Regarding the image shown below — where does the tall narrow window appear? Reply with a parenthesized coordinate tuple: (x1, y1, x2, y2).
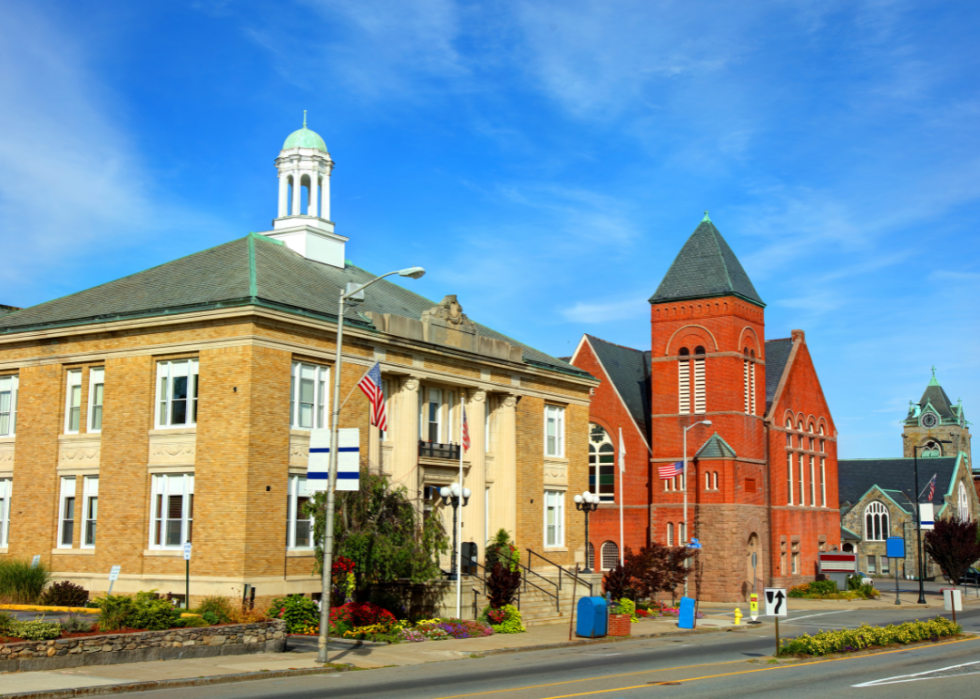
(545, 405, 565, 457)
(798, 454, 805, 506)
(420, 387, 443, 442)
(380, 379, 391, 441)
(667, 522, 674, 545)
(588, 425, 615, 501)
(743, 352, 750, 413)
(587, 542, 595, 569)
(88, 368, 104, 432)
(156, 360, 199, 428)
(601, 541, 619, 570)
(679, 521, 687, 545)
(287, 476, 313, 549)
(749, 351, 757, 414)
(0, 375, 16, 437)
(290, 362, 328, 430)
(82, 476, 98, 547)
(820, 458, 826, 506)
(864, 501, 889, 541)
(705, 472, 711, 490)
(446, 391, 457, 444)
(678, 348, 690, 414)
(713, 472, 719, 490)
(809, 456, 816, 507)
(693, 346, 706, 413)
(150, 473, 194, 548)
(544, 490, 564, 546)
(65, 370, 82, 434)
(787, 453, 794, 505)
(58, 477, 76, 548)
(0, 478, 10, 547)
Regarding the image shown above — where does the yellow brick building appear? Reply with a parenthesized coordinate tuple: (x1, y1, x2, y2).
(0, 122, 596, 605)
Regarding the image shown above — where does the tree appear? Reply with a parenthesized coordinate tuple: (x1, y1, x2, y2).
(924, 518, 980, 584)
(308, 468, 449, 591)
(623, 543, 696, 599)
(486, 562, 521, 609)
(602, 563, 634, 600)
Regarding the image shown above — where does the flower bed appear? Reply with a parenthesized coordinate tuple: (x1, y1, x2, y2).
(778, 617, 960, 657)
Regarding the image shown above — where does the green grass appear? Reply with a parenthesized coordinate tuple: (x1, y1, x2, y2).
(0, 559, 51, 604)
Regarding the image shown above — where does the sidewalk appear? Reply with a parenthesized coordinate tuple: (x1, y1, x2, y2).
(0, 614, 738, 697)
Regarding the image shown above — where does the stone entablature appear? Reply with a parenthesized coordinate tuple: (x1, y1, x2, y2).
(148, 429, 196, 468)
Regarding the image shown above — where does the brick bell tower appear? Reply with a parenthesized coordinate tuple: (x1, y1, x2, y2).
(648, 213, 769, 602)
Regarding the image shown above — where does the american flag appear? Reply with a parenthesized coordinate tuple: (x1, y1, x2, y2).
(927, 474, 937, 502)
(658, 462, 683, 480)
(356, 362, 387, 432)
(461, 405, 470, 452)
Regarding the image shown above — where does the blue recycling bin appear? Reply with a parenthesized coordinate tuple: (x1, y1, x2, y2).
(576, 596, 608, 638)
(678, 596, 696, 629)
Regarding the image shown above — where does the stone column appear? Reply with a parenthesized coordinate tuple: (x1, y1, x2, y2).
(492, 394, 518, 541)
(292, 170, 302, 216)
(322, 166, 332, 221)
(278, 173, 288, 218)
(310, 173, 320, 219)
(390, 377, 420, 495)
(465, 390, 488, 560)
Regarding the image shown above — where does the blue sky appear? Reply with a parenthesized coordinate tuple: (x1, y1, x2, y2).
(1, 1, 977, 459)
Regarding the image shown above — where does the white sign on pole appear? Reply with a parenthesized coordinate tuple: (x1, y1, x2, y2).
(764, 587, 788, 617)
(943, 588, 963, 612)
(919, 503, 935, 530)
(108, 565, 121, 582)
(30, 555, 40, 568)
(309, 428, 360, 492)
(183, 542, 192, 561)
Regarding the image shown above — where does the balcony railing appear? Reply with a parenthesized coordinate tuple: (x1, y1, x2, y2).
(419, 440, 461, 460)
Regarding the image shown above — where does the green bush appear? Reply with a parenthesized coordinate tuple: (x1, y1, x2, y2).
(195, 596, 235, 624)
(59, 614, 93, 634)
(0, 559, 51, 604)
(127, 591, 182, 631)
(268, 595, 320, 634)
(39, 581, 90, 607)
(93, 594, 135, 632)
(9, 618, 62, 641)
(0, 610, 14, 635)
(808, 580, 838, 595)
(779, 617, 960, 656)
(180, 615, 209, 628)
(612, 598, 638, 622)
(483, 604, 524, 634)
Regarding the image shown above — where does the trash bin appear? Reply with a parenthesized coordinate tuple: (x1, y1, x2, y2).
(576, 596, 608, 638)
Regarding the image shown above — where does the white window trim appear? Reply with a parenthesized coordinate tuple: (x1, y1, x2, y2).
(58, 477, 76, 549)
(544, 489, 565, 547)
(87, 367, 105, 434)
(419, 386, 448, 443)
(82, 476, 98, 549)
(678, 357, 690, 414)
(287, 475, 314, 550)
(0, 375, 17, 437)
(0, 477, 10, 548)
(600, 541, 619, 571)
(667, 522, 674, 546)
(544, 405, 565, 458)
(787, 453, 794, 505)
(693, 356, 706, 413)
(820, 457, 826, 507)
(149, 473, 194, 550)
(155, 360, 199, 429)
(64, 370, 83, 435)
(290, 362, 329, 430)
(864, 501, 889, 542)
(809, 456, 815, 508)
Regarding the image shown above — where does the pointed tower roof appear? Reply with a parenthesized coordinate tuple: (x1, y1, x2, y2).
(649, 214, 765, 307)
(908, 367, 958, 423)
(695, 432, 737, 459)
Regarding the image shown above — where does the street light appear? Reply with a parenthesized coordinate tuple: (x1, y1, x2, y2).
(317, 266, 425, 665)
(574, 491, 600, 573)
(902, 435, 952, 605)
(440, 483, 471, 582)
(682, 420, 711, 595)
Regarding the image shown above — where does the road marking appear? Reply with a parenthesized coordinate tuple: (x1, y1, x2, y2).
(853, 660, 980, 687)
(786, 610, 851, 622)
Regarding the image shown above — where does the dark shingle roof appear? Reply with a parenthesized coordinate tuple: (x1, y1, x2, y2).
(764, 338, 793, 411)
(584, 335, 650, 440)
(695, 432, 737, 459)
(0, 234, 587, 377)
(649, 218, 765, 307)
(838, 456, 960, 514)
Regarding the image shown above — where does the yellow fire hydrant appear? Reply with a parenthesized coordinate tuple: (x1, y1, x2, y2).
(734, 607, 742, 625)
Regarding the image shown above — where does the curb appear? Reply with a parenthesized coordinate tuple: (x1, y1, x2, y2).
(0, 666, 350, 699)
(0, 606, 93, 615)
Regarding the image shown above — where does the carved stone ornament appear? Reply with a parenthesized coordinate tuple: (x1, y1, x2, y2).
(422, 295, 476, 331)
(502, 395, 518, 408)
(472, 390, 487, 403)
(404, 377, 420, 392)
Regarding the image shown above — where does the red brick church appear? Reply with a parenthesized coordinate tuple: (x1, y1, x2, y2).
(570, 214, 839, 601)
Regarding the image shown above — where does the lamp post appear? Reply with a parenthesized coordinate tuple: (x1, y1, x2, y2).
(903, 435, 952, 605)
(440, 483, 471, 582)
(574, 491, 600, 573)
(682, 420, 711, 595)
(317, 266, 425, 665)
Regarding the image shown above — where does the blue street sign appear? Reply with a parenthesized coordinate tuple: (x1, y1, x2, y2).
(688, 538, 702, 550)
(886, 537, 905, 559)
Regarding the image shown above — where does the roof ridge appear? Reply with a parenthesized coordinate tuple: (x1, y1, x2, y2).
(586, 334, 646, 354)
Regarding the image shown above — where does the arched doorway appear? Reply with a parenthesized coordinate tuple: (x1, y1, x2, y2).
(745, 533, 760, 600)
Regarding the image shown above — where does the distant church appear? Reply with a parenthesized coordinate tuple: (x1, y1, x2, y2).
(571, 214, 839, 601)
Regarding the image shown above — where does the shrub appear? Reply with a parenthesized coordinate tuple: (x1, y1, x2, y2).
(196, 596, 235, 624)
(180, 615, 209, 628)
(93, 594, 136, 632)
(0, 559, 51, 604)
(485, 529, 520, 572)
(8, 618, 62, 641)
(269, 595, 320, 634)
(127, 591, 182, 631)
(39, 581, 89, 607)
(809, 579, 837, 595)
(59, 613, 93, 634)
(779, 618, 960, 656)
(487, 562, 521, 609)
(612, 598, 638, 622)
(602, 564, 632, 600)
(481, 604, 524, 634)
(0, 610, 14, 635)
(330, 602, 397, 631)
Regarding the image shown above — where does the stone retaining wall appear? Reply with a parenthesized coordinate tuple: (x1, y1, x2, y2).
(0, 620, 286, 673)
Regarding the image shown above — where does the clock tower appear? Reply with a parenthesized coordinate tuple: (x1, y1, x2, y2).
(902, 368, 971, 462)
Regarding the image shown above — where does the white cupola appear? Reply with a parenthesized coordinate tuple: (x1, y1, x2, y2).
(264, 111, 347, 268)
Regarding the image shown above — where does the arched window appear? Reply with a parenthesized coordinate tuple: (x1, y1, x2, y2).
(587, 542, 595, 570)
(864, 501, 889, 541)
(921, 441, 943, 457)
(588, 425, 615, 502)
(678, 348, 691, 414)
(667, 522, 674, 546)
(713, 472, 719, 490)
(958, 482, 970, 522)
(743, 349, 751, 414)
(693, 346, 706, 413)
(601, 541, 619, 570)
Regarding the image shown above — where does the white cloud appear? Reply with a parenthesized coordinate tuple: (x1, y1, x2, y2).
(562, 296, 646, 324)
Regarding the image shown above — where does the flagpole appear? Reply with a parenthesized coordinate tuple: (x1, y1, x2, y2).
(456, 393, 464, 619)
(618, 427, 625, 567)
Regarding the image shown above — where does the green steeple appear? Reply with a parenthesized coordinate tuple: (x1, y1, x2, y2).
(282, 111, 328, 153)
(649, 216, 765, 307)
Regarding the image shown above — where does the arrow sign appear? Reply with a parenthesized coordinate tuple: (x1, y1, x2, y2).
(764, 587, 787, 617)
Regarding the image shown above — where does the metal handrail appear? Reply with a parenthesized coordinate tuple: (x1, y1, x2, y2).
(526, 548, 595, 597)
(516, 561, 560, 612)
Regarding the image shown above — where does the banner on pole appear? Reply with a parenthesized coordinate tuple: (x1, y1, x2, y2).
(919, 503, 935, 530)
(308, 428, 360, 492)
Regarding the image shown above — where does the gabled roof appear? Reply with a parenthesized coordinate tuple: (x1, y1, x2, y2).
(764, 338, 793, 411)
(695, 432, 737, 459)
(841, 526, 861, 542)
(649, 216, 765, 307)
(0, 233, 587, 377)
(838, 455, 961, 515)
(905, 370, 961, 425)
(583, 335, 651, 440)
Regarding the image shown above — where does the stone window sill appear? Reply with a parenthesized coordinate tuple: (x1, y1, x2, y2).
(148, 427, 197, 436)
(52, 548, 95, 556)
(543, 546, 568, 553)
(287, 550, 316, 558)
(0, 547, 7, 555)
(143, 549, 184, 557)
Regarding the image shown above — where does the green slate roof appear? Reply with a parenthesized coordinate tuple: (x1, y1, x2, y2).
(584, 335, 651, 439)
(649, 218, 765, 307)
(695, 432, 737, 459)
(905, 369, 964, 425)
(282, 114, 328, 153)
(0, 233, 589, 378)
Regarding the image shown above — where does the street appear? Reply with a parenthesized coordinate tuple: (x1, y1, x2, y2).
(87, 606, 980, 699)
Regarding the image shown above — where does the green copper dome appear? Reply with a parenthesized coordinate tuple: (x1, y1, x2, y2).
(282, 111, 328, 153)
